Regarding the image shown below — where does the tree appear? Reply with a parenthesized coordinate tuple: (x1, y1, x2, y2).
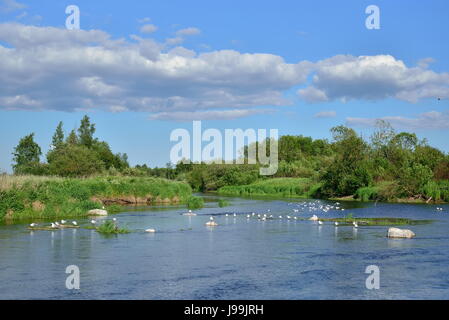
(78, 115, 96, 147)
(51, 121, 65, 149)
(48, 144, 104, 177)
(12, 133, 42, 174)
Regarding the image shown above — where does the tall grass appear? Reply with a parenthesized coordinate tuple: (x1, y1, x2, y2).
(218, 178, 320, 198)
(0, 175, 192, 221)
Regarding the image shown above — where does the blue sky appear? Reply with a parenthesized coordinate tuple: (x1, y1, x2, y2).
(0, 0, 448, 172)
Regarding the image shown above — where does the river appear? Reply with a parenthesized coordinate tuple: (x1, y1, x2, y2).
(0, 194, 448, 299)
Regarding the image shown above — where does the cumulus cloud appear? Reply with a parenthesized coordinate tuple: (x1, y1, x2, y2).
(298, 55, 449, 103)
(314, 110, 336, 118)
(140, 24, 157, 34)
(150, 108, 274, 121)
(0, 23, 310, 118)
(176, 27, 201, 36)
(347, 111, 449, 130)
(1, 22, 449, 121)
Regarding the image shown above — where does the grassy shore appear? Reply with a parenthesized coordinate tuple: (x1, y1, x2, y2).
(218, 178, 321, 198)
(0, 175, 193, 221)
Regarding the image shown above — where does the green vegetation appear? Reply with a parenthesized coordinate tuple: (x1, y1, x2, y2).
(186, 196, 204, 209)
(0, 175, 192, 221)
(218, 178, 321, 198)
(96, 220, 130, 234)
(218, 199, 230, 207)
(321, 217, 432, 226)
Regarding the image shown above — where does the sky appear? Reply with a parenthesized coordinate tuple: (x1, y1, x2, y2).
(0, 0, 448, 172)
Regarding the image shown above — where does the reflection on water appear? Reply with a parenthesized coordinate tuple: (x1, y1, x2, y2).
(0, 195, 448, 299)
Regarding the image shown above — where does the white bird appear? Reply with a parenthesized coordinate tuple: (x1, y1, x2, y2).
(61, 220, 66, 224)
(353, 221, 358, 228)
(72, 221, 78, 226)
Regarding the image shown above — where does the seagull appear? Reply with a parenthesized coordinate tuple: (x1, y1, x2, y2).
(72, 221, 77, 226)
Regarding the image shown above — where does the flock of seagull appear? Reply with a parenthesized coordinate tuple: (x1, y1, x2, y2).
(27, 200, 445, 232)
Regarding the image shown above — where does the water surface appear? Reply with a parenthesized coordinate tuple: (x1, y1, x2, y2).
(1, 195, 448, 299)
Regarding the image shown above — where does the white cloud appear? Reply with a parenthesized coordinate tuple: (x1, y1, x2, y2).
(150, 108, 273, 121)
(176, 27, 201, 36)
(298, 55, 449, 103)
(0, 23, 309, 119)
(140, 24, 157, 34)
(0, 0, 26, 13)
(314, 110, 336, 118)
(347, 111, 449, 130)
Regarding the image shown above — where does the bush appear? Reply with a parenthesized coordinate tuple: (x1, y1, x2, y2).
(186, 196, 204, 209)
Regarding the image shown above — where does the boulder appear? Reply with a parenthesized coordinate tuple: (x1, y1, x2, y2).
(387, 227, 415, 239)
(88, 209, 108, 216)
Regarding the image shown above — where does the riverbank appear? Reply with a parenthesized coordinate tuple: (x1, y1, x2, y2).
(217, 177, 449, 204)
(0, 175, 193, 221)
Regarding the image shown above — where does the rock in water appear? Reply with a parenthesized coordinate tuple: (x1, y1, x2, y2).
(88, 209, 108, 216)
(387, 227, 415, 239)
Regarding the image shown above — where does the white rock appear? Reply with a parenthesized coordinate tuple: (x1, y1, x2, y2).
(387, 227, 416, 239)
(88, 209, 108, 216)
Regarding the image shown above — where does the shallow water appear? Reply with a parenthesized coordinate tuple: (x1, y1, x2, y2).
(1, 195, 448, 300)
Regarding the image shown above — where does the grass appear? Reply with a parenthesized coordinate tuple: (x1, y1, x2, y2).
(218, 178, 320, 198)
(187, 195, 204, 209)
(96, 220, 130, 234)
(218, 199, 230, 207)
(0, 175, 192, 221)
(320, 216, 432, 226)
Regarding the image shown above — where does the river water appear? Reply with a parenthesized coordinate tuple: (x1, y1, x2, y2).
(1, 194, 448, 299)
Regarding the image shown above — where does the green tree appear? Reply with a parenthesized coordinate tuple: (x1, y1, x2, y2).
(48, 144, 104, 177)
(51, 121, 65, 148)
(78, 115, 96, 147)
(12, 133, 42, 174)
